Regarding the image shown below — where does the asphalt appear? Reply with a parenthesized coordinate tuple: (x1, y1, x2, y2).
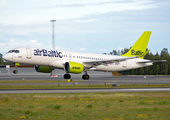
(0, 88, 170, 94)
(0, 75, 170, 85)
(0, 75, 170, 93)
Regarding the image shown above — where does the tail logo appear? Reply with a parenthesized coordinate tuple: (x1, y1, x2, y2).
(131, 49, 144, 56)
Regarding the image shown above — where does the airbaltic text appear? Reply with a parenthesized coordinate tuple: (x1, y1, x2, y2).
(131, 49, 144, 56)
(72, 67, 81, 69)
(34, 49, 63, 58)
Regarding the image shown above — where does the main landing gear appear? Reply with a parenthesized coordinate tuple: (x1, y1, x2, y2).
(64, 73, 71, 79)
(63, 71, 90, 80)
(82, 74, 90, 80)
(82, 71, 90, 80)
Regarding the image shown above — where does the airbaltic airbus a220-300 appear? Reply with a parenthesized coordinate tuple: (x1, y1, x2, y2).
(3, 31, 166, 80)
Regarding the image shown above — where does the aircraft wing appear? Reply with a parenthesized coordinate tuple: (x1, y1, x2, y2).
(136, 60, 167, 64)
(83, 57, 136, 67)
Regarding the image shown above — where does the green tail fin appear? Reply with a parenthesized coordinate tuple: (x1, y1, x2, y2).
(121, 31, 152, 59)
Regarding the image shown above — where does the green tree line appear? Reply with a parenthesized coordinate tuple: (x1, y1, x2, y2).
(105, 48, 169, 75)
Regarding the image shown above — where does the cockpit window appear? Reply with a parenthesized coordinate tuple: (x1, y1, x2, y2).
(8, 50, 20, 53)
(15, 50, 19, 53)
(8, 50, 12, 53)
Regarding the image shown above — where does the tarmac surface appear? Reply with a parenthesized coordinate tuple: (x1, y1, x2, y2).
(0, 75, 170, 93)
(1, 88, 170, 94)
(0, 75, 170, 85)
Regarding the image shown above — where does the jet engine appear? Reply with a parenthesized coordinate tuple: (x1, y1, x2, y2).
(35, 65, 53, 73)
(65, 62, 84, 74)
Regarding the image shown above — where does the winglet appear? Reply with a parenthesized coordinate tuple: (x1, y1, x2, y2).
(122, 31, 152, 59)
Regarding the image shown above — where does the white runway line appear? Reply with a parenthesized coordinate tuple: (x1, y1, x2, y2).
(1, 88, 170, 94)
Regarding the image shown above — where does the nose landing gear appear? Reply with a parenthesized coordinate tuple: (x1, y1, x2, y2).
(13, 70, 18, 74)
(13, 63, 19, 74)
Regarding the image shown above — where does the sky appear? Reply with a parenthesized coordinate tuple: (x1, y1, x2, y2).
(0, 0, 170, 55)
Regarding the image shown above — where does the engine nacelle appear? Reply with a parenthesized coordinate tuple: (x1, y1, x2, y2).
(35, 65, 53, 73)
(65, 62, 84, 74)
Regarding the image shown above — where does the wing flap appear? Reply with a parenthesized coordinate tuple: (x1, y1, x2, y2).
(137, 60, 167, 63)
(83, 57, 136, 67)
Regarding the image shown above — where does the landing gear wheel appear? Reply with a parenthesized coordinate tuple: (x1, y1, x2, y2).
(64, 74, 71, 79)
(82, 74, 90, 80)
(13, 70, 18, 74)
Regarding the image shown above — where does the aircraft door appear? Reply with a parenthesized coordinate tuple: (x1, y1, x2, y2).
(26, 48, 32, 59)
(122, 60, 127, 68)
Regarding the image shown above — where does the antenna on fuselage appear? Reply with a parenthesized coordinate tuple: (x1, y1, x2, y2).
(50, 19, 56, 50)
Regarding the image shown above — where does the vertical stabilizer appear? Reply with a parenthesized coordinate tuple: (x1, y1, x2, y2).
(122, 31, 152, 59)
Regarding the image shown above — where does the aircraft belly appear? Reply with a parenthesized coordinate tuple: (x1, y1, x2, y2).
(94, 60, 152, 72)
(48, 60, 64, 68)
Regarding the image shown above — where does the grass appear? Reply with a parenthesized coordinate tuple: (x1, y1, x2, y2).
(0, 80, 170, 119)
(0, 92, 170, 119)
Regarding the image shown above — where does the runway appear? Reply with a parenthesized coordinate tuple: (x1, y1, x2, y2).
(1, 88, 170, 94)
(1, 75, 170, 85)
(0, 75, 170, 94)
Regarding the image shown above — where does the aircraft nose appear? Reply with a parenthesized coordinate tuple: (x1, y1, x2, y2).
(2, 54, 8, 61)
(3, 54, 12, 62)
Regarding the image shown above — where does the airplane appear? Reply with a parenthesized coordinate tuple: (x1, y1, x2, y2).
(3, 31, 166, 80)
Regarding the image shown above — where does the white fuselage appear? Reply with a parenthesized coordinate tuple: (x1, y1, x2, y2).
(3, 47, 153, 72)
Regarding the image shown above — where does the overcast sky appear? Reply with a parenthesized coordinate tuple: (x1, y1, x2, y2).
(0, 0, 170, 55)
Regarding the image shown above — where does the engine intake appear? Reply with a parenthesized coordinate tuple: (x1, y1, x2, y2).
(65, 62, 83, 74)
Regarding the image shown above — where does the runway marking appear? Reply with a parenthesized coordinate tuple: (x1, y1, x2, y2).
(0, 88, 170, 94)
